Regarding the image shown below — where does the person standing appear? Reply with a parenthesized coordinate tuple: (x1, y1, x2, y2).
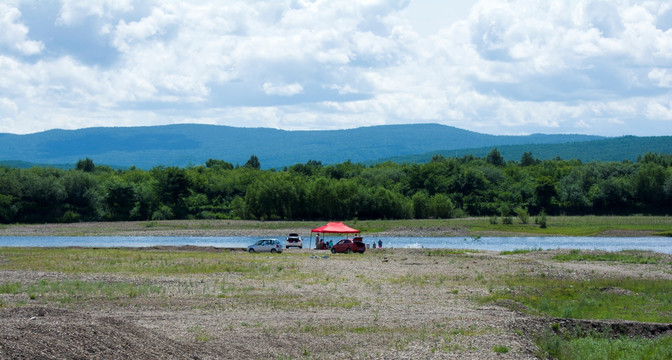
(315, 234, 320, 249)
(378, 239, 383, 248)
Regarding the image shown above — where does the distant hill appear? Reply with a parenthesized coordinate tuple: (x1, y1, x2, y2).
(0, 123, 609, 169)
(0, 160, 73, 169)
(383, 136, 672, 164)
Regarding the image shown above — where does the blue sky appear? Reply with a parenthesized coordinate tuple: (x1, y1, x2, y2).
(1, 0, 671, 136)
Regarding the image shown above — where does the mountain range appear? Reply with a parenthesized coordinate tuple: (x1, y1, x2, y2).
(0, 123, 669, 169)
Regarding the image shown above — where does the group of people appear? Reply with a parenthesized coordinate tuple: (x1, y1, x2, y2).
(315, 235, 333, 250)
(314, 234, 382, 250)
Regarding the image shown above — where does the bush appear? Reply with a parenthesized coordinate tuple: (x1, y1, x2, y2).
(516, 208, 530, 224)
(489, 216, 498, 224)
(452, 208, 468, 218)
(429, 193, 454, 219)
(502, 216, 513, 225)
(151, 205, 174, 220)
(59, 210, 80, 223)
(537, 209, 548, 228)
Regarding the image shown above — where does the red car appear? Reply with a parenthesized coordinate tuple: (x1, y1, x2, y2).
(331, 237, 366, 254)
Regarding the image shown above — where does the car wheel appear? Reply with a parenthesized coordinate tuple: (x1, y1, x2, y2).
(331, 248, 336, 254)
(248, 248, 255, 253)
(299, 246, 302, 249)
(271, 248, 277, 253)
(346, 248, 351, 254)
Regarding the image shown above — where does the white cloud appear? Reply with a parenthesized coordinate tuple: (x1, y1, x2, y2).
(0, 97, 18, 115)
(0, 4, 44, 55)
(0, 0, 671, 136)
(112, 7, 177, 52)
(262, 82, 304, 96)
(649, 68, 672, 87)
(57, 0, 133, 25)
(646, 100, 672, 121)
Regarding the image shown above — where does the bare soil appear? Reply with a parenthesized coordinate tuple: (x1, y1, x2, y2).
(1, 223, 671, 359)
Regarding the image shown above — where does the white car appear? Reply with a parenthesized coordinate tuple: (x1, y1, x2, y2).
(285, 233, 303, 249)
(247, 239, 283, 253)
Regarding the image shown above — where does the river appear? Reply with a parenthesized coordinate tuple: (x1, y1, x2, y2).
(1, 236, 671, 253)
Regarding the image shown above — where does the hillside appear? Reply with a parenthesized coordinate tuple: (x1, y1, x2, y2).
(384, 136, 672, 164)
(0, 123, 604, 169)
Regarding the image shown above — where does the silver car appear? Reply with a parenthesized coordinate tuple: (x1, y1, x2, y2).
(247, 239, 284, 253)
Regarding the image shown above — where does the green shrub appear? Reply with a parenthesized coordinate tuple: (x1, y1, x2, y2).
(536, 209, 548, 228)
(152, 205, 174, 220)
(59, 210, 81, 223)
(515, 208, 530, 224)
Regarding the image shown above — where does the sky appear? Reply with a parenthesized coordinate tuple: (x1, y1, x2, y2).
(1, 0, 671, 136)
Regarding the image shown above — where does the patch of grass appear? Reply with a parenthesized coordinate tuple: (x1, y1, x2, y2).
(466, 215, 672, 236)
(188, 325, 212, 342)
(425, 249, 480, 256)
(500, 248, 543, 255)
(228, 292, 361, 310)
(480, 275, 672, 323)
(492, 345, 509, 354)
(536, 330, 672, 360)
(0, 248, 308, 278)
(0, 279, 163, 303)
(0, 281, 22, 294)
(291, 321, 492, 353)
(553, 249, 662, 264)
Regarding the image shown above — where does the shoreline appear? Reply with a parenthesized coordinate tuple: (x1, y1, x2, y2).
(0, 218, 665, 238)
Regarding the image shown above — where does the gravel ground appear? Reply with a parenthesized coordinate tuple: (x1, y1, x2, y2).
(0, 222, 669, 359)
(1, 249, 543, 359)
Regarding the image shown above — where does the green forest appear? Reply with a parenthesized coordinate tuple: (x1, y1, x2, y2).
(1, 150, 671, 224)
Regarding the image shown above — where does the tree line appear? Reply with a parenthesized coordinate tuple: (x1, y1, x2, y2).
(0, 149, 671, 224)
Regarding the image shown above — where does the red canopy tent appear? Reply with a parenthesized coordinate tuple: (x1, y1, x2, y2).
(311, 222, 359, 234)
(311, 222, 360, 249)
